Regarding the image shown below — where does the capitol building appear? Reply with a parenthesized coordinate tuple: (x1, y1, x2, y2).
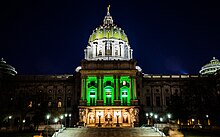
(1, 6, 220, 128)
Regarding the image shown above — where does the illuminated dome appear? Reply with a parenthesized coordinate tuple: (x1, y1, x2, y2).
(84, 6, 133, 61)
(0, 58, 17, 76)
(199, 57, 220, 75)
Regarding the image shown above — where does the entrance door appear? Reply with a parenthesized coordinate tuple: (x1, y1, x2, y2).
(105, 113, 113, 126)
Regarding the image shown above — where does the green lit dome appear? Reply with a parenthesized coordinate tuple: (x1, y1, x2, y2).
(88, 24, 128, 43)
(88, 5, 128, 43)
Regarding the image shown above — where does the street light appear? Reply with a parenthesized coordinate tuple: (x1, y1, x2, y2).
(46, 114, 50, 137)
(146, 113, 150, 125)
(167, 113, 171, 123)
(192, 118, 195, 125)
(64, 114, 68, 127)
(98, 111, 102, 127)
(22, 119, 26, 130)
(150, 112, 154, 126)
(205, 115, 210, 126)
(68, 114, 72, 127)
(54, 118, 58, 132)
(60, 115, 64, 129)
(154, 114, 158, 131)
(116, 111, 120, 127)
(46, 114, 50, 125)
(8, 115, 12, 129)
(54, 118, 58, 137)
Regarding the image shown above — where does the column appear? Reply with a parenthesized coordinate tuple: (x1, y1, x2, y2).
(81, 77, 85, 100)
(115, 76, 119, 100)
(114, 75, 116, 100)
(118, 76, 120, 100)
(85, 77, 87, 103)
(133, 77, 137, 99)
(128, 47, 130, 59)
(80, 78, 84, 100)
(98, 76, 101, 100)
(130, 76, 133, 100)
(101, 76, 104, 100)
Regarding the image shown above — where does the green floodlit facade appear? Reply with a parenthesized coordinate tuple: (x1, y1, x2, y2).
(81, 76, 133, 106)
(78, 6, 139, 127)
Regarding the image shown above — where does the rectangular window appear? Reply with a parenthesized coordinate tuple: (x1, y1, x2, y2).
(91, 81, 95, 86)
(67, 97, 71, 107)
(57, 97, 62, 108)
(156, 96, 160, 107)
(48, 97, 52, 107)
(106, 81, 111, 86)
(166, 97, 170, 106)
(146, 96, 151, 107)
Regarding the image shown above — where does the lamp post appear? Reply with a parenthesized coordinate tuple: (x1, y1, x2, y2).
(98, 111, 102, 127)
(206, 115, 210, 126)
(46, 114, 50, 126)
(150, 112, 154, 126)
(69, 114, 71, 127)
(54, 118, 58, 137)
(65, 113, 68, 127)
(154, 114, 158, 131)
(116, 111, 120, 127)
(8, 115, 12, 130)
(167, 113, 171, 123)
(146, 113, 149, 125)
(60, 115, 64, 129)
(46, 114, 50, 137)
(22, 119, 25, 130)
(192, 118, 195, 125)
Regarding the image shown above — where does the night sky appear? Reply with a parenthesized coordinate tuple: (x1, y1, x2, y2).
(0, 0, 220, 75)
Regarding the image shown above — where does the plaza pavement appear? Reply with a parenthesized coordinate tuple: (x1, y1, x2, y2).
(57, 127, 163, 137)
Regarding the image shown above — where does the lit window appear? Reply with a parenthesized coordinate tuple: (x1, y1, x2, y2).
(122, 81, 126, 86)
(58, 101, 62, 108)
(106, 92, 112, 97)
(48, 102, 52, 107)
(28, 101, 32, 108)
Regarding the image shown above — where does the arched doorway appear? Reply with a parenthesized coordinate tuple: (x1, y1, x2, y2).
(88, 113, 95, 125)
(122, 112, 130, 127)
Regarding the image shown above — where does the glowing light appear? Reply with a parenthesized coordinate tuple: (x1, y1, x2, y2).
(146, 113, 149, 117)
(46, 114, 50, 120)
(159, 117, 163, 122)
(154, 114, 158, 119)
(167, 113, 171, 119)
(54, 118, 58, 123)
(8, 116, 12, 119)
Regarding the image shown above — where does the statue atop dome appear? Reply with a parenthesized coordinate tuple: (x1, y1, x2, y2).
(103, 5, 113, 25)
(107, 5, 110, 15)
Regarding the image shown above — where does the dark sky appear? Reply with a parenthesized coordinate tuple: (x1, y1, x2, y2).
(0, 0, 220, 75)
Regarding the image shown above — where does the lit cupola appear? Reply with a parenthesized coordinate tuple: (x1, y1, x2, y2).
(199, 57, 220, 75)
(0, 58, 17, 77)
(84, 5, 133, 60)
